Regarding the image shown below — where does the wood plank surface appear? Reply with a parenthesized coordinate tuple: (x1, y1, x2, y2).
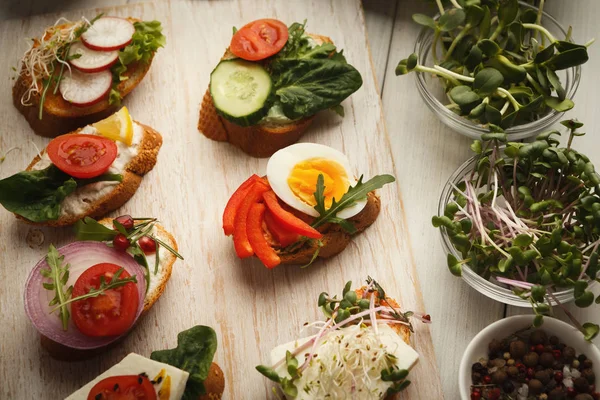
(380, 0, 507, 397)
(0, 1, 442, 399)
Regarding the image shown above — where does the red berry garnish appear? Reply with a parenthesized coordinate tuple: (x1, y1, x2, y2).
(535, 344, 545, 353)
(567, 387, 576, 397)
(554, 371, 563, 382)
(553, 349, 562, 359)
(483, 375, 492, 384)
(113, 233, 130, 251)
(114, 215, 134, 230)
(472, 388, 481, 394)
(530, 345, 536, 352)
(138, 236, 156, 254)
(488, 388, 501, 400)
(470, 392, 481, 400)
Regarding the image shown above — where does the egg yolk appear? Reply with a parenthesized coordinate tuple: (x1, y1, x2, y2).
(288, 158, 349, 208)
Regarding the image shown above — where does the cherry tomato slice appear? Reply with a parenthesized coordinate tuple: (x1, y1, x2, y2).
(47, 134, 117, 179)
(87, 375, 157, 400)
(71, 263, 139, 337)
(230, 19, 289, 61)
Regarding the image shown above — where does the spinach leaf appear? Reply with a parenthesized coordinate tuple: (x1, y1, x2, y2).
(150, 325, 218, 399)
(0, 165, 77, 222)
(0, 165, 122, 223)
(272, 58, 362, 120)
(267, 21, 363, 120)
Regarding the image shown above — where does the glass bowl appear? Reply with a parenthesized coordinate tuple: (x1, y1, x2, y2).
(414, 2, 582, 140)
(438, 156, 576, 307)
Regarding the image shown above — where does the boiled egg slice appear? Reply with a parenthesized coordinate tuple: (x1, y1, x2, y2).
(266, 143, 367, 219)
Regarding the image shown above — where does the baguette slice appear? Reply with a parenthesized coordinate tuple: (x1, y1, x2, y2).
(13, 18, 154, 138)
(17, 121, 162, 227)
(277, 191, 381, 265)
(198, 34, 331, 158)
(41, 219, 178, 361)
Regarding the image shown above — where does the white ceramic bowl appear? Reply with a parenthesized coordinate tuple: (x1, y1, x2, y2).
(459, 315, 600, 400)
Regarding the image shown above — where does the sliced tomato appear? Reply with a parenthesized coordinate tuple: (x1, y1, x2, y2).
(47, 134, 117, 179)
(230, 19, 289, 61)
(264, 209, 300, 247)
(233, 180, 270, 258)
(87, 375, 157, 400)
(71, 263, 139, 337)
(263, 191, 323, 239)
(223, 175, 263, 236)
(248, 203, 281, 268)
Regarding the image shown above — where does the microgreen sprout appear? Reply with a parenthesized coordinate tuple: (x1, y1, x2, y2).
(435, 120, 600, 340)
(256, 278, 430, 397)
(398, 0, 593, 129)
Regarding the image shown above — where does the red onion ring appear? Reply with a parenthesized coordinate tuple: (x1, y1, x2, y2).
(24, 241, 146, 350)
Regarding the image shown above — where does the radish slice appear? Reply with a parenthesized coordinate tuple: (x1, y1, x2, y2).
(59, 69, 112, 107)
(24, 242, 146, 350)
(81, 17, 135, 51)
(68, 41, 119, 73)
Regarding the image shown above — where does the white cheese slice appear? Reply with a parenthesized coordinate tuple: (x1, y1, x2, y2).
(65, 353, 189, 400)
(269, 324, 419, 399)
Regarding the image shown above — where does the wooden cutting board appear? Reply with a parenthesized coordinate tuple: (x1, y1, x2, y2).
(0, 1, 443, 398)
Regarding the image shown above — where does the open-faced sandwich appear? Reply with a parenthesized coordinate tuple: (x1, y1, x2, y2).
(257, 277, 431, 399)
(24, 215, 182, 358)
(222, 143, 394, 268)
(199, 19, 363, 157)
(0, 107, 161, 226)
(65, 325, 225, 400)
(13, 14, 165, 137)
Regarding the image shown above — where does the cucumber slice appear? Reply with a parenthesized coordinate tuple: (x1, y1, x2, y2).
(210, 59, 273, 127)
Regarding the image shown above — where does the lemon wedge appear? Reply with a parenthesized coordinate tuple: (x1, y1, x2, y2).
(92, 106, 134, 145)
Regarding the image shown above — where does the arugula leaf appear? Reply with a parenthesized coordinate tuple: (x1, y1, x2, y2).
(41, 245, 71, 330)
(151, 326, 218, 399)
(0, 165, 77, 222)
(311, 174, 396, 232)
(74, 217, 118, 241)
(0, 166, 122, 222)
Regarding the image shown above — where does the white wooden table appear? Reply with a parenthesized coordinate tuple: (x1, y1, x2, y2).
(1, 0, 599, 398)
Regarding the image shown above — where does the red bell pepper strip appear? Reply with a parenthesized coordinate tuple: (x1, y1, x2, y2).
(264, 209, 300, 248)
(233, 180, 270, 258)
(262, 190, 323, 239)
(223, 175, 262, 235)
(247, 203, 281, 268)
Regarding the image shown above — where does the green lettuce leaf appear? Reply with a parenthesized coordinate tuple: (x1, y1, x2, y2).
(150, 326, 218, 399)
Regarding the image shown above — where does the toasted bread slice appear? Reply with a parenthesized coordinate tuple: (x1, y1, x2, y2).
(13, 18, 154, 137)
(17, 121, 162, 227)
(277, 191, 381, 265)
(41, 219, 178, 360)
(198, 34, 331, 158)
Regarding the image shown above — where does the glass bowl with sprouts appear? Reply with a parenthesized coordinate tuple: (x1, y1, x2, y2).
(397, 1, 590, 140)
(435, 121, 600, 339)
